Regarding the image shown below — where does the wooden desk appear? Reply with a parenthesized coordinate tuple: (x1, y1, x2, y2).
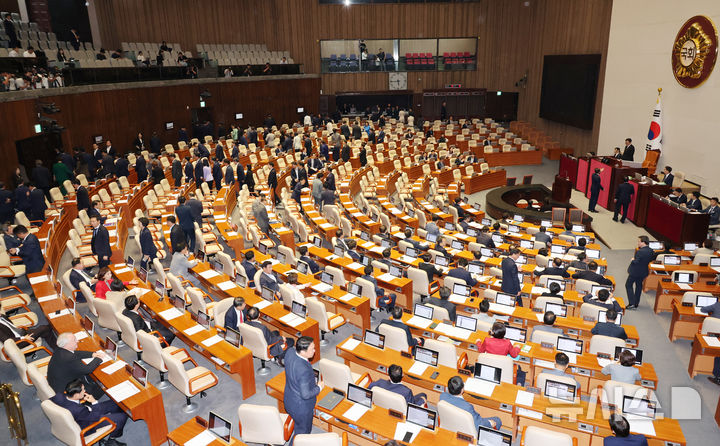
(167, 417, 246, 446)
(462, 169, 507, 194)
(646, 196, 709, 244)
(645, 263, 718, 293)
(687, 333, 720, 378)
(630, 181, 671, 227)
(668, 301, 708, 342)
(29, 272, 169, 446)
(654, 281, 720, 314)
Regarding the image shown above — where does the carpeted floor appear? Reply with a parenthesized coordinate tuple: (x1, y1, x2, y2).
(1, 158, 719, 445)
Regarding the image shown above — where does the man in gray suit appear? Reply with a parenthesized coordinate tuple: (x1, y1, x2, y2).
(252, 194, 271, 234)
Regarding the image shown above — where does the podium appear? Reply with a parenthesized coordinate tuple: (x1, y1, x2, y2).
(552, 175, 572, 203)
(646, 195, 709, 243)
(630, 180, 672, 226)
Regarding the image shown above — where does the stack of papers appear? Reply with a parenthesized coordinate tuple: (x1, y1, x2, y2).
(534, 359, 555, 369)
(29, 275, 49, 285)
(346, 262, 364, 270)
(407, 362, 429, 376)
(114, 267, 131, 274)
(676, 283, 692, 290)
(253, 300, 272, 310)
(628, 418, 656, 437)
(488, 303, 515, 315)
(199, 270, 220, 279)
(597, 358, 613, 368)
(515, 390, 535, 407)
(399, 255, 416, 263)
(184, 430, 216, 446)
(217, 281, 237, 291)
(393, 422, 421, 443)
(703, 336, 720, 347)
(337, 293, 355, 303)
(37, 295, 58, 303)
(183, 325, 205, 336)
(159, 308, 183, 320)
(340, 338, 361, 351)
(377, 273, 397, 282)
(279, 313, 305, 327)
(464, 377, 497, 397)
(406, 316, 433, 329)
(201, 335, 223, 347)
(311, 283, 333, 293)
(531, 286, 549, 294)
(74, 331, 89, 341)
(101, 361, 127, 375)
(448, 294, 467, 304)
(319, 222, 334, 229)
(106, 381, 140, 402)
(343, 403, 370, 422)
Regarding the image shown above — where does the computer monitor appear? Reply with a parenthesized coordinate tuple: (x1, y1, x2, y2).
(451, 240, 464, 250)
(154, 279, 166, 297)
(585, 248, 600, 259)
(172, 294, 185, 311)
(414, 303, 434, 320)
(697, 295, 718, 308)
(132, 361, 148, 387)
(508, 224, 520, 233)
(291, 301, 307, 318)
(389, 264, 403, 278)
(551, 245, 566, 255)
(648, 241, 663, 250)
(491, 234, 503, 244)
(347, 383, 373, 408)
(621, 396, 656, 419)
(710, 257, 720, 267)
(381, 239, 392, 249)
(359, 231, 370, 242)
(513, 214, 524, 222)
(480, 247, 494, 258)
(445, 222, 455, 231)
(81, 314, 94, 336)
(407, 208, 415, 218)
(104, 337, 117, 361)
(363, 329, 385, 349)
(277, 251, 287, 264)
(477, 425, 512, 446)
(473, 203, 481, 211)
(520, 240, 533, 249)
(333, 246, 345, 257)
(296, 261, 308, 275)
(126, 256, 135, 268)
(468, 262, 483, 275)
(474, 363, 502, 383)
(225, 327, 241, 348)
(453, 283, 471, 297)
(257, 243, 267, 255)
(312, 235, 322, 248)
(572, 224, 584, 232)
(591, 285, 611, 296)
(405, 247, 417, 258)
(544, 379, 576, 403)
(575, 235, 590, 245)
(663, 255, 681, 265)
(137, 267, 148, 283)
(495, 292, 516, 307)
(673, 271, 694, 284)
(406, 404, 437, 431)
(540, 220, 552, 228)
(546, 278, 566, 291)
(320, 271, 334, 285)
(414, 347, 439, 367)
(556, 336, 583, 354)
(435, 255, 449, 267)
(208, 411, 232, 444)
(467, 228, 478, 237)
(504, 326, 527, 343)
(614, 346, 643, 365)
(545, 302, 567, 317)
(684, 242, 699, 251)
(212, 259, 223, 272)
(198, 310, 211, 329)
(598, 310, 622, 325)
(515, 255, 527, 265)
(481, 218, 492, 226)
(347, 282, 362, 297)
(261, 286, 275, 301)
(456, 314, 477, 331)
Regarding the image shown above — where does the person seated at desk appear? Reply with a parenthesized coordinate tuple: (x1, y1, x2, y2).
(448, 258, 478, 287)
(568, 237, 587, 252)
(427, 286, 457, 321)
(685, 191, 703, 211)
(69, 257, 97, 301)
(259, 260, 284, 296)
(583, 288, 622, 313)
(362, 265, 396, 310)
(377, 248, 394, 268)
(344, 239, 361, 261)
(491, 222, 504, 240)
(246, 306, 294, 366)
(533, 311, 563, 335)
(535, 257, 570, 278)
(476, 225, 496, 248)
(402, 228, 426, 251)
(433, 239, 450, 258)
(50, 379, 128, 446)
(94, 267, 137, 300)
(591, 309, 627, 340)
(286, 272, 308, 304)
(473, 299, 497, 325)
(601, 349, 640, 384)
(123, 295, 175, 345)
(604, 413, 649, 445)
(0, 308, 57, 350)
(534, 226, 552, 246)
(451, 197, 466, 219)
(572, 261, 613, 286)
(439, 376, 501, 429)
(560, 222, 574, 237)
(667, 187, 687, 204)
(476, 322, 520, 357)
(224, 297, 247, 331)
(543, 352, 581, 391)
(692, 239, 716, 257)
(654, 240, 674, 255)
(540, 282, 564, 299)
(376, 225, 393, 245)
(9, 224, 44, 274)
(297, 245, 320, 274)
(47, 332, 106, 399)
(417, 253, 443, 282)
(368, 364, 427, 406)
(703, 196, 720, 226)
(425, 215, 441, 236)
(377, 306, 422, 349)
(169, 242, 200, 287)
(459, 215, 473, 233)
(335, 229, 350, 251)
(241, 250, 259, 286)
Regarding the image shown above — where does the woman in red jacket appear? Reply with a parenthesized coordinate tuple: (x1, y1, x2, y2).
(94, 267, 137, 299)
(476, 322, 521, 358)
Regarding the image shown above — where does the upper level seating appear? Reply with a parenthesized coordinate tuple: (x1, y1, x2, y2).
(197, 43, 293, 66)
(120, 42, 191, 66)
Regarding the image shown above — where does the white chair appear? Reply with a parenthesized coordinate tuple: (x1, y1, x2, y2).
(3, 338, 51, 386)
(41, 400, 117, 446)
(137, 331, 190, 390)
(27, 363, 55, 400)
(536, 371, 580, 399)
(533, 295, 564, 313)
(437, 399, 477, 438)
(94, 299, 123, 342)
(378, 323, 410, 352)
(294, 432, 347, 446)
(215, 251, 235, 277)
(476, 352, 514, 384)
(521, 425, 576, 446)
(306, 298, 346, 346)
(324, 265, 347, 287)
(407, 266, 439, 305)
(701, 317, 720, 334)
(423, 338, 468, 369)
(600, 380, 657, 408)
(530, 328, 562, 346)
(589, 334, 625, 356)
(162, 348, 218, 413)
(238, 322, 278, 375)
(211, 298, 235, 331)
(574, 279, 595, 295)
(116, 312, 143, 361)
(579, 302, 607, 322)
(237, 404, 293, 445)
(371, 384, 408, 414)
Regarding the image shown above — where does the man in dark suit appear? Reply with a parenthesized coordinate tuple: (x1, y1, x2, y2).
(603, 414, 648, 446)
(324, 168, 336, 191)
(0, 309, 57, 350)
(3, 14, 19, 48)
(590, 310, 627, 340)
(340, 121, 350, 139)
(451, 198, 466, 219)
(9, 225, 44, 274)
(667, 187, 687, 204)
(284, 336, 322, 440)
(123, 295, 174, 344)
(31, 159, 52, 197)
(175, 196, 196, 252)
(0, 182, 13, 224)
(267, 162, 279, 205)
(170, 154, 182, 187)
(223, 160, 234, 186)
(427, 286, 457, 321)
(621, 138, 635, 161)
(135, 152, 147, 183)
(307, 154, 323, 176)
(501, 248, 523, 305)
(223, 297, 247, 331)
(613, 177, 634, 223)
(73, 180, 90, 213)
(47, 332, 105, 398)
(476, 226, 496, 248)
(29, 183, 47, 222)
(297, 245, 320, 274)
(69, 257, 96, 300)
(685, 191, 703, 211)
(341, 143, 351, 163)
(115, 155, 130, 178)
(534, 257, 570, 278)
(240, 251, 259, 286)
(183, 156, 194, 184)
(571, 260, 613, 286)
(368, 364, 427, 406)
(703, 197, 720, 226)
(588, 167, 603, 213)
(90, 215, 112, 268)
(186, 192, 204, 226)
(448, 258, 478, 287)
(418, 253, 443, 282)
(259, 260, 283, 294)
(105, 140, 116, 158)
(14, 182, 31, 216)
(246, 306, 293, 365)
(625, 236, 655, 309)
(166, 216, 185, 254)
(138, 217, 157, 268)
(377, 306, 422, 349)
(582, 289, 622, 313)
(50, 379, 128, 446)
(212, 158, 222, 190)
(661, 166, 674, 186)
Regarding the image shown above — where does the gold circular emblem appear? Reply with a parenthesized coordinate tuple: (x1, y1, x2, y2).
(671, 15, 718, 88)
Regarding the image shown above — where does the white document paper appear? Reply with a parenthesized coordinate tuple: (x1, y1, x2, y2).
(101, 360, 127, 375)
(694, 307, 708, 315)
(29, 275, 49, 285)
(488, 303, 515, 315)
(199, 269, 220, 279)
(225, 231, 238, 237)
(369, 246, 385, 254)
(48, 309, 72, 319)
(37, 294, 58, 303)
(628, 419, 656, 437)
(217, 281, 236, 291)
(201, 335, 223, 347)
(346, 262, 364, 270)
(184, 429, 216, 446)
(337, 293, 354, 303)
(464, 377, 497, 397)
(597, 358, 613, 368)
(311, 283, 333, 293)
(253, 300, 272, 310)
(531, 286, 549, 294)
(393, 422, 421, 443)
(516, 407, 543, 420)
(536, 314, 544, 322)
(377, 273, 397, 282)
(703, 335, 720, 347)
(279, 313, 303, 327)
(159, 308, 183, 320)
(74, 331, 88, 341)
(406, 316, 433, 329)
(448, 294, 467, 304)
(319, 223, 334, 229)
(343, 403, 370, 422)
(515, 390, 535, 407)
(341, 338, 361, 351)
(183, 325, 204, 336)
(106, 381, 140, 402)
(407, 361, 429, 376)
(534, 359, 555, 369)
(676, 283, 692, 290)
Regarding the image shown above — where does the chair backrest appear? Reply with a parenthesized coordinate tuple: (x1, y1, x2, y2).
(693, 254, 713, 265)
(212, 298, 235, 331)
(238, 323, 271, 360)
(95, 299, 121, 332)
(476, 352, 514, 384)
(27, 363, 55, 400)
(162, 350, 191, 395)
(589, 334, 625, 356)
(325, 265, 347, 287)
(437, 399, 476, 438)
(4, 339, 31, 385)
(166, 273, 187, 302)
(377, 323, 410, 352)
(277, 245, 297, 266)
(187, 287, 207, 315)
(41, 400, 86, 446)
(116, 312, 141, 352)
(306, 298, 330, 332)
(600, 380, 656, 407)
(237, 404, 286, 445)
(426, 303, 450, 322)
(701, 317, 720, 334)
(574, 279, 595, 295)
(152, 258, 167, 286)
(318, 358, 354, 392)
(522, 425, 574, 446)
(530, 328, 562, 346)
(137, 330, 167, 373)
(579, 302, 606, 322)
(422, 338, 457, 368)
(535, 372, 579, 398)
(533, 295, 564, 312)
(538, 275, 565, 287)
(680, 291, 714, 304)
(216, 251, 235, 277)
(371, 385, 408, 413)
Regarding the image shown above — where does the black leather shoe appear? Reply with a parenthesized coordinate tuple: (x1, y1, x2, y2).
(708, 377, 720, 386)
(612, 218, 618, 222)
(103, 438, 126, 446)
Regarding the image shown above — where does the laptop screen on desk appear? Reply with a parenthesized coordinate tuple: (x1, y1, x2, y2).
(154, 280, 165, 297)
(648, 241, 663, 250)
(684, 242, 698, 251)
(225, 327, 241, 348)
(456, 315, 477, 331)
(481, 248, 494, 258)
(414, 303, 434, 320)
(477, 426, 512, 446)
(496, 292, 516, 307)
(513, 215, 524, 222)
(556, 337, 583, 354)
(296, 262, 308, 275)
(545, 302, 567, 317)
(614, 346, 643, 365)
(405, 247, 417, 258)
(508, 225, 520, 233)
(445, 222, 455, 231)
(586, 248, 600, 259)
(710, 257, 720, 267)
(598, 310, 622, 325)
(132, 361, 148, 387)
(474, 363, 502, 383)
(435, 255, 449, 267)
(504, 326, 526, 343)
(520, 240, 533, 249)
(673, 272, 693, 284)
(467, 228, 478, 237)
(277, 251, 286, 264)
(126, 256, 135, 268)
(291, 301, 306, 318)
(622, 396, 656, 419)
(453, 283, 470, 297)
(360, 231, 370, 242)
(697, 295, 718, 308)
(540, 220, 552, 228)
(137, 267, 148, 283)
(381, 239, 392, 249)
(198, 311, 211, 329)
(414, 347, 439, 367)
(426, 232, 438, 243)
(451, 240, 464, 250)
(82, 314, 94, 336)
(546, 278, 566, 291)
(347, 282, 362, 297)
(406, 404, 437, 431)
(261, 286, 275, 301)
(333, 246, 345, 257)
(172, 295, 185, 311)
(321, 272, 334, 285)
(389, 265, 403, 278)
(347, 383, 373, 408)
(544, 379, 576, 403)
(313, 236, 322, 248)
(208, 411, 232, 444)
(482, 218, 492, 226)
(363, 329, 385, 349)
(491, 235, 503, 244)
(551, 245, 566, 255)
(468, 262, 483, 275)
(663, 255, 681, 265)
(104, 337, 117, 361)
